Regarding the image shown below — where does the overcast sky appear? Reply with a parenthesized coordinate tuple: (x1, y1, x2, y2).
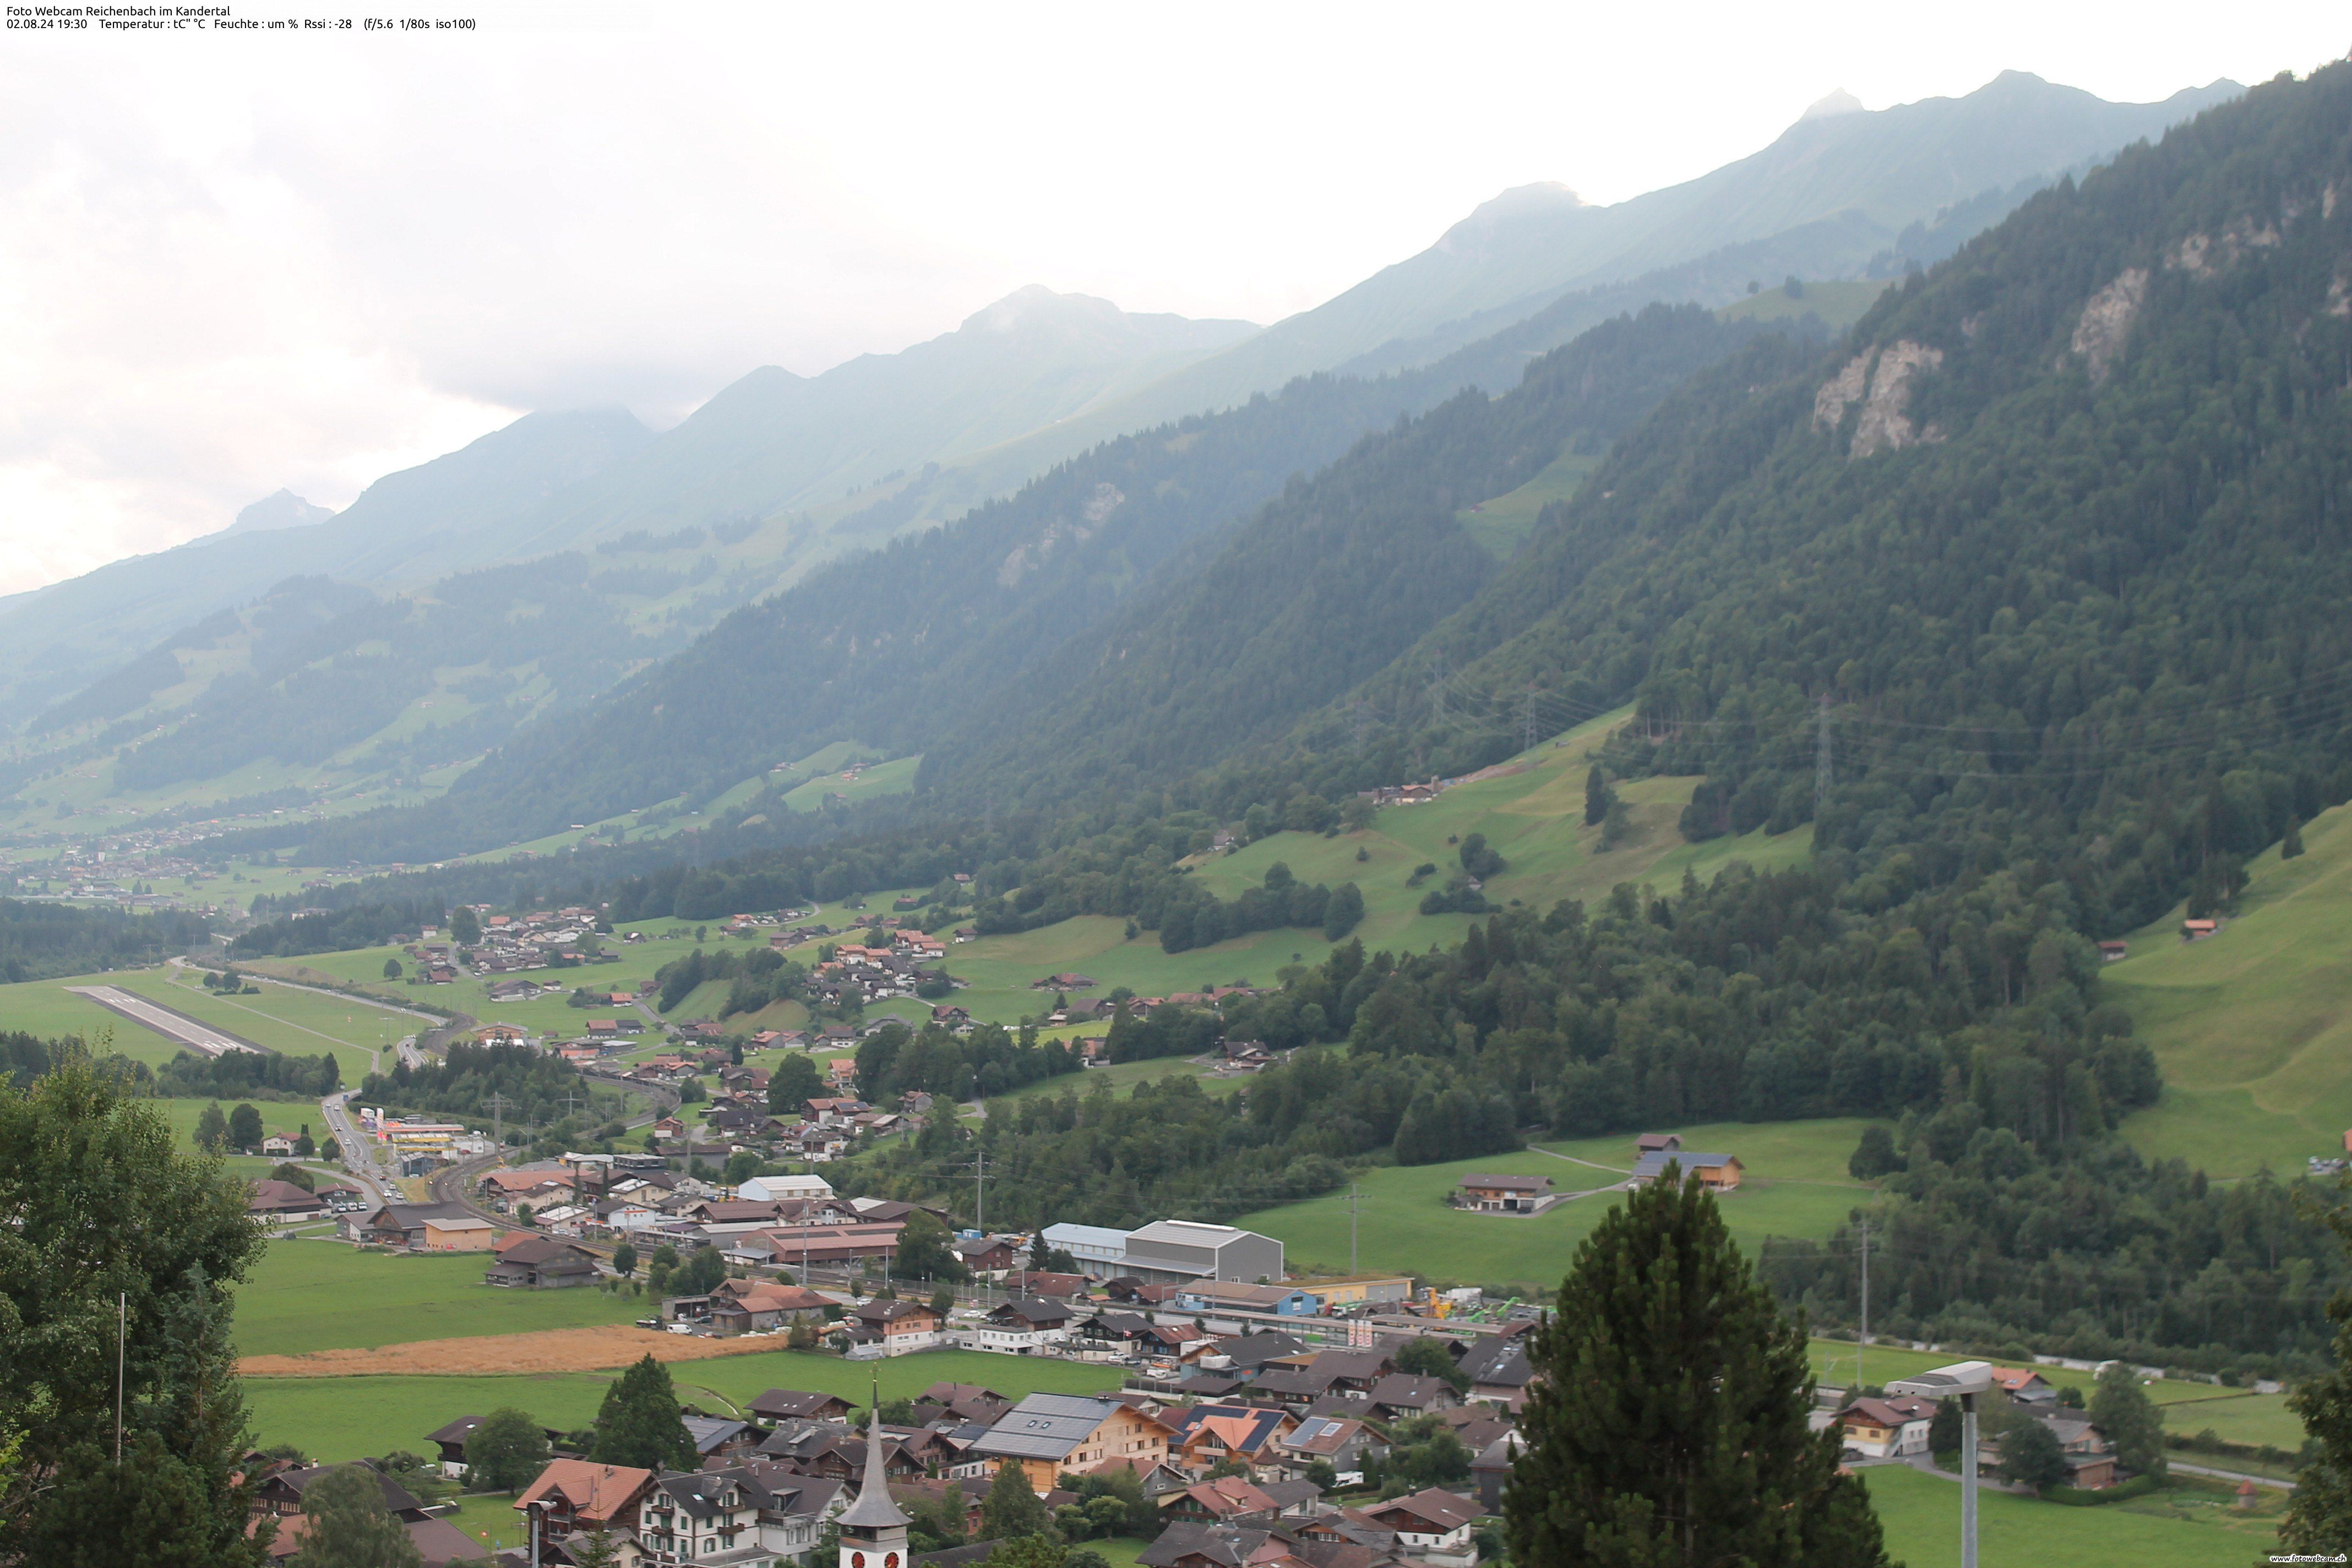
(0, 2, 2343, 596)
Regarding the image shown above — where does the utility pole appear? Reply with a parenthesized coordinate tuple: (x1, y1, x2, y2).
(974, 1150, 987, 1234)
(1348, 1184, 1360, 1275)
(484, 1091, 515, 1147)
(1815, 693, 1834, 814)
(1858, 1217, 1869, 1392)
(115, 1291, 126, 1466)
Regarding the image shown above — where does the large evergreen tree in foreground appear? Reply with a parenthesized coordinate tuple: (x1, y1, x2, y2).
(1505, 1166, 1889, 1568)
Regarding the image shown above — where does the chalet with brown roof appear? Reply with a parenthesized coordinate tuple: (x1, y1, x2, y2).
(247, 1179, 326, 1222)
(749, 1387, 857, 1424)
(1159, 1474, 1284, 1525)
(514, 1457, 659, 1538)
(1453, 1174, 1551, 1213)
(484, 1235, 600, 1289)
(709, 1278, 832, 1335)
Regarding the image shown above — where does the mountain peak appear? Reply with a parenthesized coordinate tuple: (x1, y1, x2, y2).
(1800, 88, 1865, 121)
(961, 285, 1126, 335)
(217, 488, 334, 541)
(1436, 183, 1589, 255)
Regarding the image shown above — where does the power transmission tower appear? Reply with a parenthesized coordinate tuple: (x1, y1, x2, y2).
(483, 1092, 515, 1147)
(1815, 693, 1834, 814)
(1520, 687, 1539, 755)
(1427, 655, 1450, 725)
(1352, 699, 1370, 754)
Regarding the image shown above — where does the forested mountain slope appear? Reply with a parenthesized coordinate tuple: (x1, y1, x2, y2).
(914, 306, 1803, 812)
(1291, 59, 2352, 943)
(284, 306, 1783, 862)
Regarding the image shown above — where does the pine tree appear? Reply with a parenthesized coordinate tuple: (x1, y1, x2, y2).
(982, 1457, 1052, 1539)
(195, 1100, 230, 1152)
(1585, 766, 1611, 826)
(588, 1354, 694, 1473)
(287, 1463, 424, 1568)
(2285, 815, 2307, 859)
(1505, 1167, 1889, 1568)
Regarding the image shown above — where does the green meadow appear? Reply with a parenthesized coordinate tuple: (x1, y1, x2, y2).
(1860, 1462, 2278, 1568)
(1242, 1117, 1879, 1290)
(233, 1240, 644, 1359)
(2112, 799, 2352, 1176)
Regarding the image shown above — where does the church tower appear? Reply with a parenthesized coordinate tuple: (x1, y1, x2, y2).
(839, 1395, 910, 1568)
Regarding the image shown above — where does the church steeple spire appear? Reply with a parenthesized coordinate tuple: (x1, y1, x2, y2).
(839, 1379, 910, 1568)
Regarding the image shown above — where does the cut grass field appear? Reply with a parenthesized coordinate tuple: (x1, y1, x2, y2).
(2111, 799, 2352, 1176)
(1241, 1118, 1879, 1291)
(233, 1240, 643, 1359)
(1861, 1461, 2278, 1567)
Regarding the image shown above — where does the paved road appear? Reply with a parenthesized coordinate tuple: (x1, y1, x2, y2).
(319, 1090, 391, 1204)
(67, 985, 262, 1056)
(2174, 1460, 2295, 1491)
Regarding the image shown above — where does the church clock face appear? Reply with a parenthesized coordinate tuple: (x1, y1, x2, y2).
(886, 1555, 900, 1566)
(853, 1553, 867, 1566)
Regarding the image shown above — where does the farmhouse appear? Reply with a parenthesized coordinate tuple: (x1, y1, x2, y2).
(246, 1179, 326, 1222)
(1453, 1174, 1553, 1213)
(1634, 1133, 1683, 1155)
(1835, 1395, 1936, 1457)
(1628, 1151, 1742, 1190)
(845, 1298, 944, 1354)
(483, 1235, 600, 1289)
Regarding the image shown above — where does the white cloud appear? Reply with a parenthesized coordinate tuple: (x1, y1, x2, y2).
(0, 0, 2343, 594)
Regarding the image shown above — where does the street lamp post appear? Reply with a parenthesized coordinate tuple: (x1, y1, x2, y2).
(1886, 1360, 1994, 1568)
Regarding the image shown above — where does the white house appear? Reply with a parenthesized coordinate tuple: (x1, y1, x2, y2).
(741, 1174, 836, 1204)
(1836, 1396, 1937, 1458)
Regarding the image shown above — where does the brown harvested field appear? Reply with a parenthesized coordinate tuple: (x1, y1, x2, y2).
(239, 1324, 785, 1378)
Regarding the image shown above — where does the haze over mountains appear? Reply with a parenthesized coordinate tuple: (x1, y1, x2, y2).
(0, 69, 2246, 839)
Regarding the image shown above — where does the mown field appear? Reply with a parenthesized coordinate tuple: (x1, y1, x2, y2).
(1242, 1118, 1879, 1291)
(2111, 800, 2352, 1177)
(1860, 1462, 2279, 1567)
(234, 1240, 645, 1359)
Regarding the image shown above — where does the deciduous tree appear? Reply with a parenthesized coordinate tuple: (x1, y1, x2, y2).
(466, 1406, 551, 1493)
(287, 1463, 423, 1568)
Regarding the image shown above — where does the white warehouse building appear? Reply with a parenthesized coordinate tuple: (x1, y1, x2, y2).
(1041, 1219, 1286, 1284)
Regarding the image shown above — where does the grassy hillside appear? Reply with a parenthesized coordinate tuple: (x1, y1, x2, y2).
(1455, 450, 1603, 560)
(1240, 1117, 1877, 1291)
(2113, 800, 2352, 1177)
(1718, 278, 1892, 330)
